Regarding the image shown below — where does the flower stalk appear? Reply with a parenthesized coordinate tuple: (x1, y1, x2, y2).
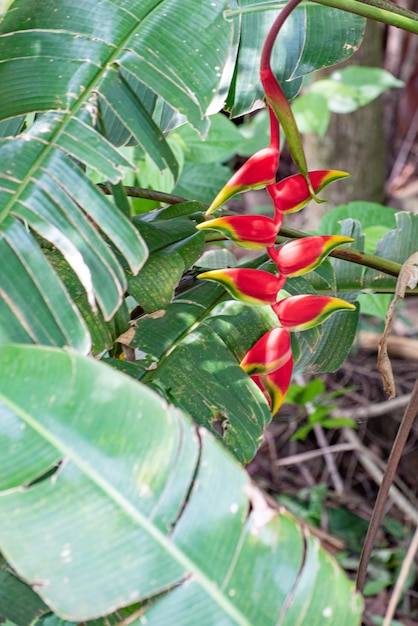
(195, 0, 357, 414)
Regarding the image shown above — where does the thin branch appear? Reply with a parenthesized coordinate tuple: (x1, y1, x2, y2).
(98, 182, 189, 206)
(275, 442, 357, 466)
(342, 427, 418, 526)
(356, 378, 418, 592)
(383, 523, 418, 626)
(332, 394, 412, 421)
(295, 374, 345, 494)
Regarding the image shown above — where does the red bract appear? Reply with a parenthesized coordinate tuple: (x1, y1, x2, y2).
(251, 354, 293, 414)
(268, 235, 354, 277)
(240, 327, 291, 375)
(206, 107, 280, 216)
(267, 170, 350, 218)
(272, 294, 356, 331)
(197, 215, 280, 249)
(197, 268, 286, 305)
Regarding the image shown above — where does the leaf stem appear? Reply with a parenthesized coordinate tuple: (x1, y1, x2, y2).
(314, 0, 418, 34)
(225, 0, 418, 34)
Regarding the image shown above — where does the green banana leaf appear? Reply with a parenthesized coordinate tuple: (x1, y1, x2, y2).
(0, 344, 363, 625)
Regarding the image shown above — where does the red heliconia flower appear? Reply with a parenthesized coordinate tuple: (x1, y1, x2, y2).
(197, 268, 286, 305)
(251, 354, 293, 414)
(272, 294, 356, 331)
(267, 170, 350, 221)
(196, 214, 280, 250)
(268, 235, 354, 277)
(240, 327, 291, 375)
(206, 107, 280, 216)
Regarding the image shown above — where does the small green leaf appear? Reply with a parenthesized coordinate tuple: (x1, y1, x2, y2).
(320, 417, 357, 429)
(291, 424, 314, 441)
(356, 293, 392, 320)
(292, 92, 330, 137)
(172, 114, 244, 164)
(318, 202, 397, 239)
(363, 577, 391, 597)
(299, 378, 326, 404)
(331, 66, 403, 100)
(310, 67, 403, 114)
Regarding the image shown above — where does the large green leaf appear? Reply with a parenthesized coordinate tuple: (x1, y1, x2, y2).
(0, 344, 363, 624)
(0, 0, 235, 349)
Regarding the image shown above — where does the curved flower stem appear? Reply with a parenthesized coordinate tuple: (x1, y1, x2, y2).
(260, 0, 319, 199)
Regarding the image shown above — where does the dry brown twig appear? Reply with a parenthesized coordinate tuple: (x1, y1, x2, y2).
(355, 253, 418, 590)
(383, 523, 418, 626)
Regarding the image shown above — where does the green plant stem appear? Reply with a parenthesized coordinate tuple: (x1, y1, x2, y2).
(225, 0, 418, 34)
(101, 184, 404, 281)
(278, 227, 403, 278)
(98, 183, 188, 206)
(356, 378, 418, 592)
(314, 0, 418, 34)
(205, 230, 403, 279)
